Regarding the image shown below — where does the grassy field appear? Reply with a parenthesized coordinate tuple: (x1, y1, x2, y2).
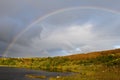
(49, 66, 120, 80)
(0, 49, 120, 80)
(25, 74, 46, 79)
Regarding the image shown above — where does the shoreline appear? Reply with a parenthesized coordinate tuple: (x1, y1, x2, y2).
(0, 66, 73, 80)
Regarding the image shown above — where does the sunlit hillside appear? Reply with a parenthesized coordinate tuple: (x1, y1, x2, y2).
(65, 48, 120, 60)
(0, 49, 120, 80)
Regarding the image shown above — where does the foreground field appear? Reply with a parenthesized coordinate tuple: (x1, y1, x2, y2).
(50, 66, 120, 80)
(0, 49, 120, 80)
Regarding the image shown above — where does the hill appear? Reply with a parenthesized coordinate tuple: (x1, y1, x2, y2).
(65, 48, 120, 60)
(0, 49, 120, 80)
(0, 48, 120, 70)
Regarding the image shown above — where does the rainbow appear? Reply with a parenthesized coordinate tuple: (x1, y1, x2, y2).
(3, 6, 120, 57)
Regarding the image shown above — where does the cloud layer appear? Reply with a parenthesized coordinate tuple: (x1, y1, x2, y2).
(7, 8, 120, 57)
(0, 0, 120, 57)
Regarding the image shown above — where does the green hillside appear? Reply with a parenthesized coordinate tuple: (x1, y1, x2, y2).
(0, 49, 120, 80)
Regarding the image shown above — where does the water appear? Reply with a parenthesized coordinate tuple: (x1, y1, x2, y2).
(0, 67, 71, 80)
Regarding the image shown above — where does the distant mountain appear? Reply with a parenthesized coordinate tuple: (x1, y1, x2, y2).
(0, 56, 10, 58)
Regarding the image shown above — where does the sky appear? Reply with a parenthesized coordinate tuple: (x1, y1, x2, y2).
(0, 0, 120, 57)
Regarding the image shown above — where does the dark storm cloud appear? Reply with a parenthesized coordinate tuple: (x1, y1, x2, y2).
(0, 0, 120, 57)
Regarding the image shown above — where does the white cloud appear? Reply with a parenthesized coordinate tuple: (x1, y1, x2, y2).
(114, 45, 120, 49)
(31, 23, 94, 55)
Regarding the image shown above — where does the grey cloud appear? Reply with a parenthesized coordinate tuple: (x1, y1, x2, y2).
(8, 10, 120, 57)
(0, 41, 8, 56)
(0, 0, 120, 57)
(0, 17, 17, 43)
(29, 8, 120, 57)
(15, 25, 43, 47)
